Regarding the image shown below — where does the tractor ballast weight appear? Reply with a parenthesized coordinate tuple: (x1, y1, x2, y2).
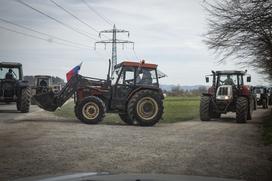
(200, 70, 254, 123)
(33, 60, 165, 126)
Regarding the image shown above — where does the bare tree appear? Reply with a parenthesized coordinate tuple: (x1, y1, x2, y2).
(205, 0, 272, 79)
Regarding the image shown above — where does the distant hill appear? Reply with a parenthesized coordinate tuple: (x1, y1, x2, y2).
(24, 76, 65, 86)
(160, 84, 206, 91)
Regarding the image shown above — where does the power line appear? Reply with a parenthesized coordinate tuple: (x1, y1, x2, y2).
(0, 25, 84, 49)
(0, 17, 89, 48)
(15, 0, 98, 41)
(49, 0, 99, 34)
(82, 0, 114, 26)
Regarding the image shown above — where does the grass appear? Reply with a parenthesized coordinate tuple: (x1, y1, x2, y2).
(263, 111, 272, 145)
(55, 96, 200, 124)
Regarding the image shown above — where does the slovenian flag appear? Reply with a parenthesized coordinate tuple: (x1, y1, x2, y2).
(66, 62, 82, 81)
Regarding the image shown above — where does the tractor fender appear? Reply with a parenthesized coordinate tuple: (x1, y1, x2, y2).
(76, 87, 110, 108)
(17, 80, 29, 88)
(127, 86, 164, 101)
(240, 85, 251, 96)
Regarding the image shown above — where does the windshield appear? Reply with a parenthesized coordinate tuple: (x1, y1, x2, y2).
(218, 74, 238, 86)
(0, 67, 19, 80)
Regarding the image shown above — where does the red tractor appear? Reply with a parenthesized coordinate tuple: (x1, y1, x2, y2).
(200, 70, 254, 123)
(34, 60, 166, 126)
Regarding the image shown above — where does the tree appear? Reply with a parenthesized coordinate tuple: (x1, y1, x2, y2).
(205, 0, 272, 79)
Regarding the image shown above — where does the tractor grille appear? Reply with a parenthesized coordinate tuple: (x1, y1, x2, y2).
(218, 87, 228, 96)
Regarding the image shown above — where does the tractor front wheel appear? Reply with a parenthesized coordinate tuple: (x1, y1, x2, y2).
(200, 96, 211, 121)
(236, 97, 248, 123)
(75, 96, 106, 124)
(20, 87, 31, 113)
(127, 90, 163, 127)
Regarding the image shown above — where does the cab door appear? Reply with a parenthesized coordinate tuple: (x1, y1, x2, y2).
(111, 67, 135, 110)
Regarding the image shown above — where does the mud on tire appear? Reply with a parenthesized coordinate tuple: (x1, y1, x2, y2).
(75, 96, 106, 124)
(127, 90, 163, 127)
(200, 95, 211, 121)
(236, 97, 248, 123)
(20, 87, 31, 113)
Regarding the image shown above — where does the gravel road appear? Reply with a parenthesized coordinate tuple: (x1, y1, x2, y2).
(0, 107, 271, 181)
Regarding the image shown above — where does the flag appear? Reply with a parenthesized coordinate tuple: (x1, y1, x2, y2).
(66, 62, 82, 81)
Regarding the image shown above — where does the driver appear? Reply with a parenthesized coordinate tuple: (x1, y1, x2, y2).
(5, 69, 15, 80)
(224, 75, 234, 85)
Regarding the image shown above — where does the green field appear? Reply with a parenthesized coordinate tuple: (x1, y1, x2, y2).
(55, 96, 200, 124)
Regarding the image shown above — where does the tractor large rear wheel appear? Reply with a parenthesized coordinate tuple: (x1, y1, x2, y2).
(20, 87, 31, 113)
(119, 113, 134, 125)
(75, 96, 105, 124)
(200, 96, 211, 121)
(236, 97, 248, 123)
(127, 90, 163, 127)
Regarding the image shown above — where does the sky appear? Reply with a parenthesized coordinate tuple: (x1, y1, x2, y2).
(0, 0, 269, 86)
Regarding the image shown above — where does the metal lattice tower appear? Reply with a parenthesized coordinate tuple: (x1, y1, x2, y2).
(95, 24, 134, 75)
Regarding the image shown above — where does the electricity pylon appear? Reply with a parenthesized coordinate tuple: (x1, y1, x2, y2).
(95, 24, 134, 75)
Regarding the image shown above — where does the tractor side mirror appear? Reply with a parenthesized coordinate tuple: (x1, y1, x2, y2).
(246, 76, 251, 82)
(205, 77, 209, 83)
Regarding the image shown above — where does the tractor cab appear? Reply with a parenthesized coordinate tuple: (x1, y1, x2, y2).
(205, 70, 251, 100)
(109, 61, 166, 111)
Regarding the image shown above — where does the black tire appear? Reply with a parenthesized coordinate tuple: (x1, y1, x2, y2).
(247, 97, 254, 120)
(20, 87, 31, 113)
(236, 97, 248, 123)
(75, 96, 106, 124)
(262, 99, 268, 109)
(212, 112, 221, 119)
(200, 96, 211, 121)
(119, 113, 134, 125)
(74, 103, 79, 119)
(16, 100, 21, 111)
(127, 90, 163, 127)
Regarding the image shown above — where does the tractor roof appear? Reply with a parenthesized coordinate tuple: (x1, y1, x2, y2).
(0, 62, 22, 68)
(115, 61, 158, 69)
(214, 70, 247, 75)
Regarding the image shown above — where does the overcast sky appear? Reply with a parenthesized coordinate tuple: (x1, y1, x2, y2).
(0, 0, 268, 85)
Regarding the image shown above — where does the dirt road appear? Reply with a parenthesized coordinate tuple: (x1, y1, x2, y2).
(0, 107, 271, 181)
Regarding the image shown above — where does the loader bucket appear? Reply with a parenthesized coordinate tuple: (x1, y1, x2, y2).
(33, 91, 58, 112)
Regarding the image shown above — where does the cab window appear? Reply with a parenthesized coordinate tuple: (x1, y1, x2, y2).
(117, 67, 135, 85)
(136, 68, 158, 85)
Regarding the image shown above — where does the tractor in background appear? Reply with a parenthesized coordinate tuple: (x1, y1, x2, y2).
(0, 62, 31, 112)
(252, 86, 269, 109)
(31, 75, 61, 104)
(34, 60, 166, 126)
(200, 70, 254, 123)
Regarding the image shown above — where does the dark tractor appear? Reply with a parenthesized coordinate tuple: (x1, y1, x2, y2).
(34, 60, 166, 126)
(200, 70, 254, 123)
(267, 87, 272, 106)
(252, 86, 269, 109)
(0, 62, 31, 112)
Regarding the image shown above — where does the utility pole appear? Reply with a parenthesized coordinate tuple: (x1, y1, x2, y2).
(95, 24, 134, 75)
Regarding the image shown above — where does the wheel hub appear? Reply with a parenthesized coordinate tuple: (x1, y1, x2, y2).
(82, 102, 99, 119)
(136, 97, 158, 120)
